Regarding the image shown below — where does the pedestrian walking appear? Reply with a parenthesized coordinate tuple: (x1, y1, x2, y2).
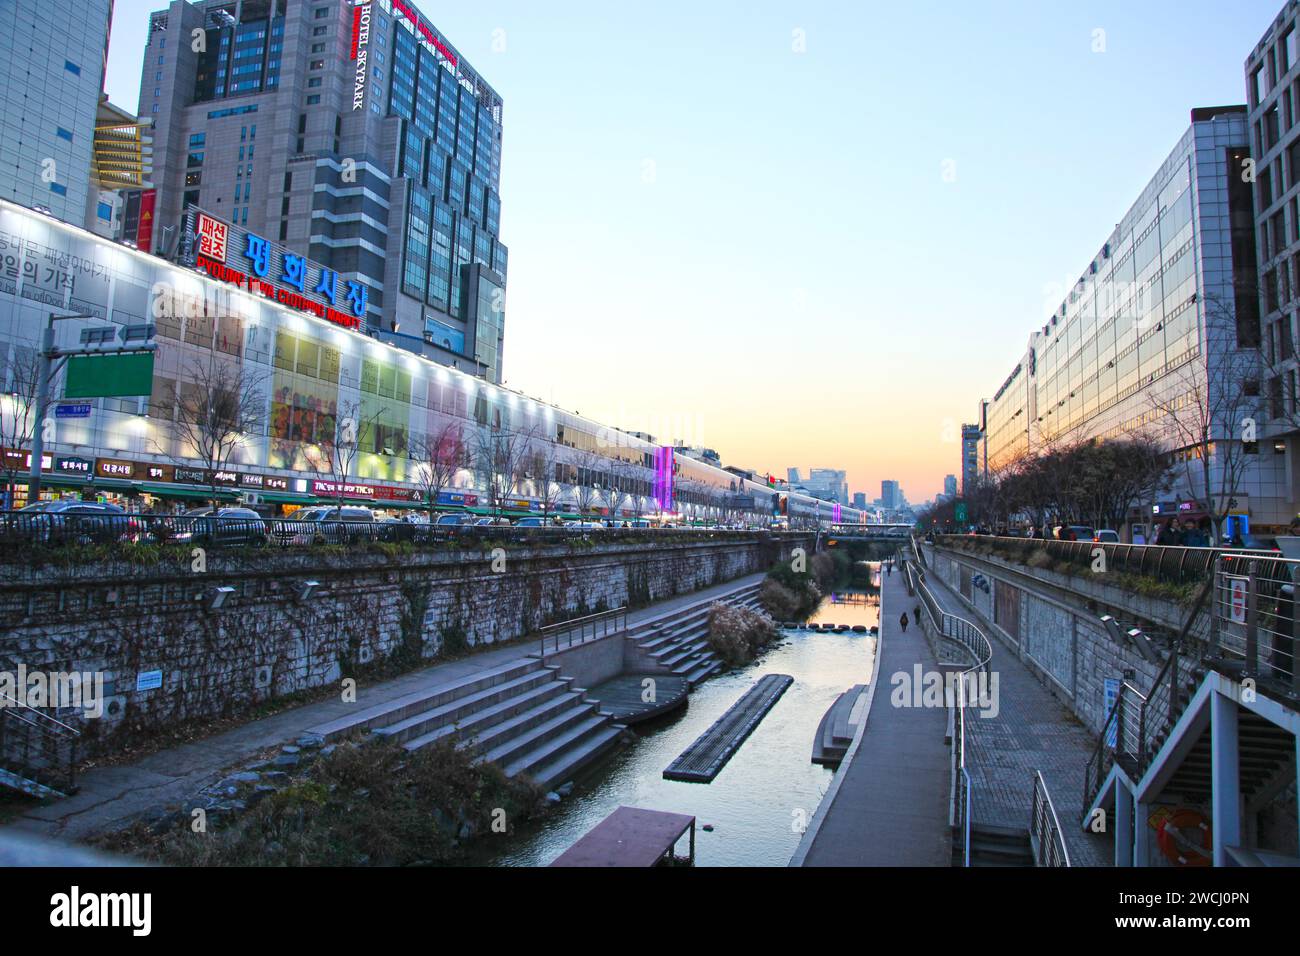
(886, 562, 892, 577)
(899, 612, 909, 633)
(912, 606, 920, 625)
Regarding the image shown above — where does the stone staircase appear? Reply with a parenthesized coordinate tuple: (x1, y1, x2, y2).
(625, 581, 765, 687)
(811, 684, 868, 767)
(307, 657, 626, 791)
(952, 822, 1034, 867)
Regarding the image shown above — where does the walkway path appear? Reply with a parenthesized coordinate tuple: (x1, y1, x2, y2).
(920, 546, 1111, 867)
(793, 562, 953, 866)
(4, 572, 766, 844)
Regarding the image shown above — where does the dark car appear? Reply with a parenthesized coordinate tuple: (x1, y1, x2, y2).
(278, 506, 376, 545)
(18, 500, 135, 544)
(173, 507, 268, 547)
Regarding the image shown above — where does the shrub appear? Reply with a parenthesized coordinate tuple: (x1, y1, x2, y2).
(707, 602, 780, 666)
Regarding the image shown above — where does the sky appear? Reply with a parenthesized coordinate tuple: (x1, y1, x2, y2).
(103, 0, 1284, 503)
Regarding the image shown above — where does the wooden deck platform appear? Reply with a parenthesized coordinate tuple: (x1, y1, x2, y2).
(549, 806, 696, 867)
(588, 674, 690, 724)
(663, 674, 794, 783)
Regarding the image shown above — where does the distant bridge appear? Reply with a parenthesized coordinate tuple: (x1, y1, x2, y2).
(824, 524, 913, 541)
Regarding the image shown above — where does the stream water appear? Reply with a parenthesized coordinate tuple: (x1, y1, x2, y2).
(480, 584, 881, 867)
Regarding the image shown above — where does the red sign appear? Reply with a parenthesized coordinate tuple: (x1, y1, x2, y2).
(137, 190, 157, 253)
(196, 213, 229, 263)
(196, 255, 361, 330)
(391, 0, 458, 66)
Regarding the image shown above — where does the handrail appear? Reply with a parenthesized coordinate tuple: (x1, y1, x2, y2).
(1030, 771, 1072, 867)
(906, 540, 989, 867)
(0, 691, 81, 794)
(538, 606, 627, 657)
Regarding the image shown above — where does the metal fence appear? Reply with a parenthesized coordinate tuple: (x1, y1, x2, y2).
(0, 511, 795, 554)
(1029, 771, 1071, 867)
(1212, 553, 1300, 696)
(934, 533, 1280, 586)
(538, 607, 627, 657)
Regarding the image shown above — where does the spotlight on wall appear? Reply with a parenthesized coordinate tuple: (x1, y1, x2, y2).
(208, 586, 236, 611)
(296, 580, 321, 603)
(1100, 615, 1124, 646)
(1125, 627, 1159, 664)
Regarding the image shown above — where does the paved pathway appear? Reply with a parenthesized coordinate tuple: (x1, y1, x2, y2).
(794, 563, 953, 866)
(4, 573, 765, 844)
(920, 546, 1111, 867)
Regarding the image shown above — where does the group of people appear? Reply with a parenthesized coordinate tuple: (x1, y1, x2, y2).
(1151, 519, 1213, 547)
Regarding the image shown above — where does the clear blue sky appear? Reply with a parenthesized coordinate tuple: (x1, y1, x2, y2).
(104, 0, 1282, 501)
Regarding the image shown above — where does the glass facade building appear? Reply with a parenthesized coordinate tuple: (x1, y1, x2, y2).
(139, 0, 508, 382)
(0, 0, 114, 228)
(978, 107, 1290, 532)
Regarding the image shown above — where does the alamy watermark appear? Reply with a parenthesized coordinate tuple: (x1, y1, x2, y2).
(0, 666, 104, 719)
(890, 665, 999, 718)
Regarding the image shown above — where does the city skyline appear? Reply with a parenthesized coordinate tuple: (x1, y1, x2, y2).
(101, 0, 1282, 498)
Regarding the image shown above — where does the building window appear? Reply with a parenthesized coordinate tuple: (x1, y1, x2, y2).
(308, 77, 322, 88)
(311, 43, 325, 53)
(307, 94, 321, 105)
(315, 7, 330, 18)
(310, 59, 325, 70)
(64, 60, 81, 76)
(49, 182, 67, 196)
(313, 26, 327, 36)
(55, 127, 73, 142)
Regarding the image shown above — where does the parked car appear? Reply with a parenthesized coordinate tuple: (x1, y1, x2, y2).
(174, 507, 268, 547)
(434, 513, 471, 527)
(473, 516, 513, 527)
(1093, 529, 1120, 544)
(18, 500, 135, 544)
(1054, 525, 1095, 541)
(279, 506, 376, 545)
(566, 520, 604, 530)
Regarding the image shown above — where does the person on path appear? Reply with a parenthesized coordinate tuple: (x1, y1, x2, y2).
(912, 606, 920, 625)
(899, 612, 909, 633)
(886, 562, 892, 577)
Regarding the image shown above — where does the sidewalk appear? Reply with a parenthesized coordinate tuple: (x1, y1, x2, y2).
(4, 572, 765, 843)
(794, 563, 953, 866)
(920, 547, 1111, 866)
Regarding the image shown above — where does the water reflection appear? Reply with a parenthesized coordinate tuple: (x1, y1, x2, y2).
(480, 590, 880, 867)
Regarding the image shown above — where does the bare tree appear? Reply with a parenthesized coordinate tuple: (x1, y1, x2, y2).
(529, 436, 566, 523)
(166, 353, 266, 507)
(0, 346, 41, 510)
(1148, 316, 1260, 544)
(409, 418, 468, 522)
(473, 423, 532, 519)
(568, 447, 606, 518)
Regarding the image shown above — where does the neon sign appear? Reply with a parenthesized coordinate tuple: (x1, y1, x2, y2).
(351, 2, 373, 111)
(391, 0, 459, 67)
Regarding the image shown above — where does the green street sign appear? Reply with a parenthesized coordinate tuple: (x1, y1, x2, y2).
(64, 353, 155, 399)
(955, 502, 968, 523)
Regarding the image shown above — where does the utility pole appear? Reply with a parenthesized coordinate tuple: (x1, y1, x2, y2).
(27, 312, 157, 503)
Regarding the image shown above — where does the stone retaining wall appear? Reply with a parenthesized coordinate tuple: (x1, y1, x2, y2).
(0, 535, 807, 757)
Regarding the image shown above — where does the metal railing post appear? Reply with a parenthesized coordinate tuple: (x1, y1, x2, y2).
(1246, 571, 1259, 676)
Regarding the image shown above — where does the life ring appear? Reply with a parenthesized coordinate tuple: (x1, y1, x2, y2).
(1150, 807, 1212, 867)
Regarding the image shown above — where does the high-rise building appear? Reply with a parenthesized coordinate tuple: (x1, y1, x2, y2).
(961, 424, 980, 494)
(786, 467, 801, 485)
(0, 0, 115, 227)
(977, 106, 1284, 532)
(1247, 5, 1300, 520)
(852, 491, 866, 510)
(944, 474, 957, 499)
(880, 479, 900, 510)
(138, 0, 508, 382)
(805, 468, 848, 505)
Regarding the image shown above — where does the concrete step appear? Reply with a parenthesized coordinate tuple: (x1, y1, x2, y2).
(656, 640, 711, 669)
(400, 684, 578, 752)
(504, 713, 621, 785)
(453, 690, 588, 756)
(682, 658, 724, 686)
(521, 722, 627, 791)
(367, 667, 564, 745)
(480, 701, 601, 769)
(309, 658, 552, 741)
